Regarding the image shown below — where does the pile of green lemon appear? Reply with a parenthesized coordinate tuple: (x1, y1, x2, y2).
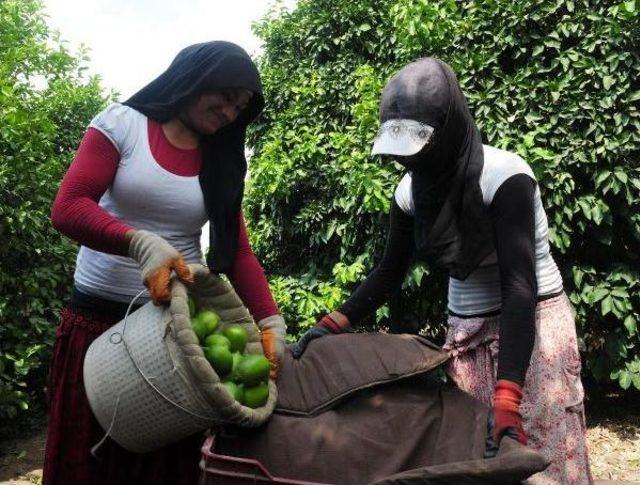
(189, 297, 270, 408)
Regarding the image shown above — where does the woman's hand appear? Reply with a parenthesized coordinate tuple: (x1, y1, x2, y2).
(128, 230, 193, 304)
(258, 315, 287, 380)
(290, 311, 351, 359)
(485, 379, 527, 457)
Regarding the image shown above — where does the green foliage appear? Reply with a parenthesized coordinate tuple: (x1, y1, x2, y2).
(0, 0, 110, 427)
(269, 260, 367, 340)
(248, 0, 640, 391)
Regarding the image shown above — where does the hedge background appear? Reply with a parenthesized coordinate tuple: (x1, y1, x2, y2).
(245, 0, 640, 392)
(0, 0, 110, 430)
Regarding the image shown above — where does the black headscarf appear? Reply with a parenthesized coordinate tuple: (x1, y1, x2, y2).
(124, 41, 264, 273)
(379, 58, 494, 280)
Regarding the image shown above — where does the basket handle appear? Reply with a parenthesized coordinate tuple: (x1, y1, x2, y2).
(91, 291, 214, 456)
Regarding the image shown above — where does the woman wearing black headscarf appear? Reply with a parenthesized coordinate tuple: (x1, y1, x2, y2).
(292, 58, 592, 484)
(45, 41, 286, 484)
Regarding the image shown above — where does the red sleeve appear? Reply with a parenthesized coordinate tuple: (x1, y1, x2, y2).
(51, 128, 133, 255)
(227, 212, 280, 321)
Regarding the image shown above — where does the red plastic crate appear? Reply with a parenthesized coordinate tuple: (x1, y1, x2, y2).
(199, 432, 328, 485)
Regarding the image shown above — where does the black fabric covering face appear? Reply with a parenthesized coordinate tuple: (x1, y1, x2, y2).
(124, 41, 264, 272)
(380, 58, 494, 279)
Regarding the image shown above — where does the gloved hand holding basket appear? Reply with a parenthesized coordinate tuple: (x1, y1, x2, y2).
(83, 264, 278, 454)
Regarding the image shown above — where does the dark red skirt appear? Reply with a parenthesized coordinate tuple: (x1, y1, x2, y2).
(43, 306, 203, 485)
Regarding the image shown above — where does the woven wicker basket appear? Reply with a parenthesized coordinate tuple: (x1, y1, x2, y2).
(83, 264, 277, 453)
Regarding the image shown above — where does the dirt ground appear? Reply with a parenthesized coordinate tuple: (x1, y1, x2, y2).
(585, 390, 640, 483)
(1, 395, 639, 484)
(0, 429, 43, 485)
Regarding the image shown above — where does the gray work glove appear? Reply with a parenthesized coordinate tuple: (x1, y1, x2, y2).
(291, 312, 352, 359)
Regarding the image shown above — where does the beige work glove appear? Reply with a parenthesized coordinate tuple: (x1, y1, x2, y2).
(128, 230, 193, 304)
(258, 314, 287, 380)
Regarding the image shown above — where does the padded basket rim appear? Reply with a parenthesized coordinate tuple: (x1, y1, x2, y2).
(167, 264, 278, 426)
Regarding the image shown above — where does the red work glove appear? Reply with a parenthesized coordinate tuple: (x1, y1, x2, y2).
(492, 379, 527, 445)
(317, 312, 350, 333)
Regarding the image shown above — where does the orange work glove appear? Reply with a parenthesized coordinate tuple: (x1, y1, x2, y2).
(128, 230, 193, 304)
(258, 315, 286, 380)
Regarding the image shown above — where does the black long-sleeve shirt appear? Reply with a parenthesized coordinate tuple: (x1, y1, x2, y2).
(340, 174, 538, 385)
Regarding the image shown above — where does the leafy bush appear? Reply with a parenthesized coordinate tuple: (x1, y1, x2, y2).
(247, 0, 640, 390)
(0, 0, 110, 427)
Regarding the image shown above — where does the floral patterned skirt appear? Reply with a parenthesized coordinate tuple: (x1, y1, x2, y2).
(443, 293, 593, 485)
(43, 306, 203, 485)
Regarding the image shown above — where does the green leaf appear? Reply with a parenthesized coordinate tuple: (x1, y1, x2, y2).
(619, 371, 632, 390)
(573, 268, 584, 288)
(610, 288, 629, 298)
(595, 171, 611, 186)
(603, 76, 615, 90)
(592, 288, 609, 302)
(632, 374, 640, 391)
(601, 295, 614, 316)
(592, 204, 604, 225)
(614, 171, 628, 184)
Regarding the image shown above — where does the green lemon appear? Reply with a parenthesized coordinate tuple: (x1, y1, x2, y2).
(188, 296, 197, 317)
(197, 310, 221, 336)
(229, 352, 243, 381)
(221, 324, 248, 353)
(204, 334, 231, 349)
(191, 317, 209, 343)
(242, 383, 269, 408)
(237, 354, 270, 387)
(205, 345, 233, 377)
(222, 381, 244, 402)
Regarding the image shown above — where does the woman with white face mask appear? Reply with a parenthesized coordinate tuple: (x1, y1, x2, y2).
(292, 58, 592, 485)
(46, 41, 286, 484)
